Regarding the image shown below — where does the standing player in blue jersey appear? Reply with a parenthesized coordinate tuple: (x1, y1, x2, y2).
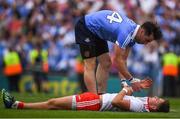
(75, 10, 162, 94)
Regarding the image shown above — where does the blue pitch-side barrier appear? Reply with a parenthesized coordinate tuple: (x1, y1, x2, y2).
(0, 72, 148, 96)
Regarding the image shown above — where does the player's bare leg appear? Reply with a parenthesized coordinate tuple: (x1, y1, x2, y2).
(96, 53, 111, 94)
(24, 96, 73, 110)
(2, 89, 73, 110)
(83, 57, 97, 93)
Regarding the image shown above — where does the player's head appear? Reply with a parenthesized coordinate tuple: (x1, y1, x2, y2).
(135, 22, 162, 44)
(148, 96, 170, 112)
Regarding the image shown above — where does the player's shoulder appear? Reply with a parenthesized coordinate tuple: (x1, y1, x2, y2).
(93, 10, 123, 15)
(97, 10, 114, 13)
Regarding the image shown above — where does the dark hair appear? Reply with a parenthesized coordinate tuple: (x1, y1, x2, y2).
(157, 99, 170, 113)
(141, 21, 162, 40)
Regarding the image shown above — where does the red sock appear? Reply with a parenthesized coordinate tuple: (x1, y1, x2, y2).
(18, 101, 24, 109)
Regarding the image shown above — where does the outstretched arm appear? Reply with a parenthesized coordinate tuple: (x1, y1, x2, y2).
(113, 45, 132, 80)
(111, 78, 152, 111)
(122, 77, 153, 91)
(113, 45, 141, 91)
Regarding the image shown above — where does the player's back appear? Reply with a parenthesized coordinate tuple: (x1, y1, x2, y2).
(85, 10, 138, 47)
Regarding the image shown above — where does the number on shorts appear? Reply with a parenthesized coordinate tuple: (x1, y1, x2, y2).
(107, 12, 123, 23)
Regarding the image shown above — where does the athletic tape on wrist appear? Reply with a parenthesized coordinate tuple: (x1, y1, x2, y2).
(122, 88, 128, 94)
(121, 79, 131, 86)
(128, 77, 133, 82)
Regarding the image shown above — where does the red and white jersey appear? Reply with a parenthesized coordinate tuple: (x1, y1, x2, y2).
(100, 93, 150, 112)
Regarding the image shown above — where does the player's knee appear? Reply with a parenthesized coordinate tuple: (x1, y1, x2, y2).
(100, 58, 112, 70)
(84, 61, 96, 70)
(47, 98, 57, 109)
(105, 59, 112, 69)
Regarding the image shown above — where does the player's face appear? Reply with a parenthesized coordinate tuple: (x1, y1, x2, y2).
(150, 96, 165, 109)
(151, 96, 164, 105)
(136, 29, 154, 44)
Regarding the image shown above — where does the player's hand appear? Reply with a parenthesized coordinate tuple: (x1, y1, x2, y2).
(123, 86, 133, 95)
(131, 82, 141, 92)
(140, 77, 153, 89)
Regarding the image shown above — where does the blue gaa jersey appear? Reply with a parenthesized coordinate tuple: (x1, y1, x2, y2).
(85, 10, 140, 49)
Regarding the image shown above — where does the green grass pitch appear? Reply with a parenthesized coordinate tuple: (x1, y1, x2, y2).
(0, 93, 180, 118)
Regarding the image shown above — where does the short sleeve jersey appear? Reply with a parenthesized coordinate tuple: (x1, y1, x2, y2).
(85, 10, 140, 49)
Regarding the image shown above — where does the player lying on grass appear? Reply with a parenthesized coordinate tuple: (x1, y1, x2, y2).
(2, 79, 169, 112)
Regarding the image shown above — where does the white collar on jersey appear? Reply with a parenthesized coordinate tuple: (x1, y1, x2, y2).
(131, 25, 140, 40)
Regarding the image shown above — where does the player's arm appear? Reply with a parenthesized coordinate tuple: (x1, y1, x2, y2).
(122, 77, 153, 89)
(113, 44, 132, 80)
(113, 45, 142, 91)
(111, 86, 133, 111)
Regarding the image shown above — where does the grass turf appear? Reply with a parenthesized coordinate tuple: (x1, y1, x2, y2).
(0, 93, 180, 118)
